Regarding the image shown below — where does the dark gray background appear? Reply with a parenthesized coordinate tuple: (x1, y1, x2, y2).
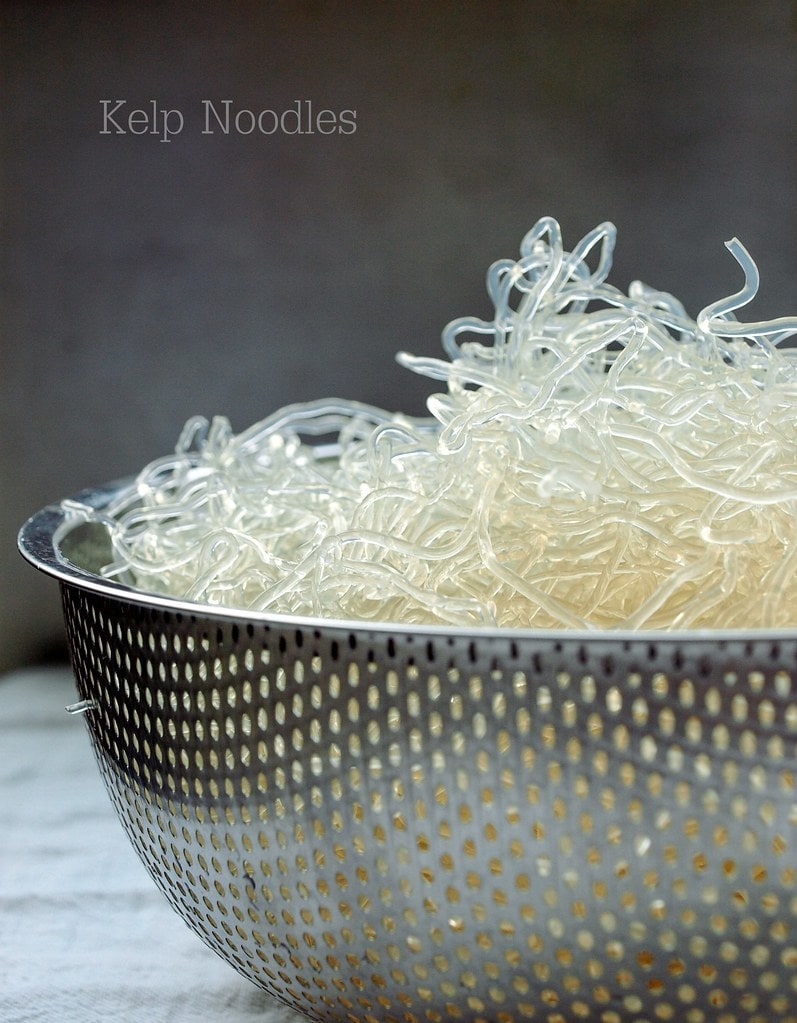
(3, 0, 795, 671)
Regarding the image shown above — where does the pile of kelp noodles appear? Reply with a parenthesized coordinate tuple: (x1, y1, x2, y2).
(62, 217, 797, 630)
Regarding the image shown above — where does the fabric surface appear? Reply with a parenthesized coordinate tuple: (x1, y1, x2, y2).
(1, 667, 307, 1023)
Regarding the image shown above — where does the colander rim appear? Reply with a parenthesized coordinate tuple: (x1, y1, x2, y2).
(18, 477, 797, 645)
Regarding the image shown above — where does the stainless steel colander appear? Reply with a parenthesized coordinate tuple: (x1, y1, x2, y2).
(19, 482, 797, 1023)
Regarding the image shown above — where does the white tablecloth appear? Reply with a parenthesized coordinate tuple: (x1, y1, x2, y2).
(1, 667, 306, 1023)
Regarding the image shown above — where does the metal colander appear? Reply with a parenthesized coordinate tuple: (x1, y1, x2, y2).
(19, 482, 797, 1023)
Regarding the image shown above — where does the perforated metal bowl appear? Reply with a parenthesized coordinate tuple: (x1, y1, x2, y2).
(19, 481, 797, 1023)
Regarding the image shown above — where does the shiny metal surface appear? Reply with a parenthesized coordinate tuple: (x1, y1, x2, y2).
(19, 486, 797, 1023)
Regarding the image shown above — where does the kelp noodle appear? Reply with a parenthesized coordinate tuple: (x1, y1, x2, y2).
(61, 218, 797, 630)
